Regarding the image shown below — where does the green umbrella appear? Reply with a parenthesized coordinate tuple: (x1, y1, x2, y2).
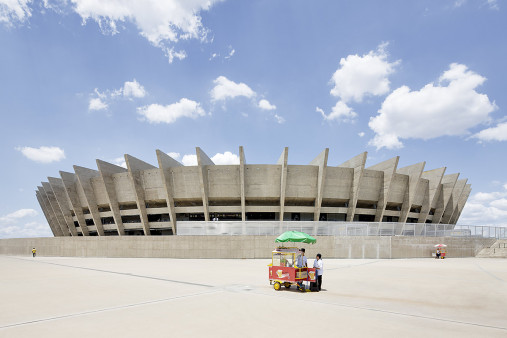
(275, 231, 316, 244)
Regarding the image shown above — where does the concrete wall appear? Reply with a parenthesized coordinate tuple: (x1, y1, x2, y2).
(0, 236, 494, 259)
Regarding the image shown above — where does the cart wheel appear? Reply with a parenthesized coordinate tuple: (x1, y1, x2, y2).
(284, 282, 291, 289)
(274, 282, 281, 291)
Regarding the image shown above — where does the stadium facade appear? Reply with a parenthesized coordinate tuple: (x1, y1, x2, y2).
(35, 147, 471, 237)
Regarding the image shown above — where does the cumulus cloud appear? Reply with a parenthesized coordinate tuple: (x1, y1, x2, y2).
(181, 154, 197, 166)
(138, 98, 206, 124)
(16, 146, 65, 163)
(167, 152, 180, 160)
(0, 209, 50, 239)
(368, 63, 497, 150)
(122, 79, 146, 98)
(459, 184, 507, 226)
(210, 76, 256, 102)
(67, 0, 220, 62)
(212, 151, 239, 165)
(258, 99, 276, 111)
(318, 101, 357, 123)
(330, 43, 399, 103)
(89, 79, 147, 111)
(472, 121, 507, 142)
(0, 0, 31, 26)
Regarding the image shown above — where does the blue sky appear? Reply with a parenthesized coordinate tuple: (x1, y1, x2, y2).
(1, 0, 506, 238)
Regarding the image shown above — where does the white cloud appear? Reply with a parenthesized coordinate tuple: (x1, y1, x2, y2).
(224, 46, 235, 59)
(181, 154, 197, 166)
(258, 99, 276, 111)
(211, 151, 239, 165)
(487, 0, 499, 10)
(0, 209, 37, 222)
(274, 114, 285, 124)
(330, 43, 399, 103)
(459, 184, 507, 226)
(89, 97, 108, 110)
(0, 0, 31, 26)
(16, 146, 65, 163)
(472, 121, 507, 142)
(454, 0, 466, 8)
(68, 0, 220, 62)
(167, 152, 180, 160)
(318, 101, 357, 123)
(358, 132, 365, 137)
(123, 79, 146, 98)
(210, 76, 256, 102)
(368, 63, 497, 150)
(111, 157, 127, 169)
(138, 98, 206, 124)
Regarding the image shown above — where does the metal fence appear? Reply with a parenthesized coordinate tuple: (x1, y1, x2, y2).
(176, 221, 507, 239)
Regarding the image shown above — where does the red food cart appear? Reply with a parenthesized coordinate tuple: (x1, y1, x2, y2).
(268, 246, 317, 291)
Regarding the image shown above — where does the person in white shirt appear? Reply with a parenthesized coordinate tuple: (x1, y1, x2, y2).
(313, 253, 323, 291)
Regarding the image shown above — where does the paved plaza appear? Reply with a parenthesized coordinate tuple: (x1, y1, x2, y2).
(0, 256, 506, 337)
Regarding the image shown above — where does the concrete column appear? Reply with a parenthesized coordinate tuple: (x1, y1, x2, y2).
(442, 178, 467, 224)
(48, 177, 79, 236)
(239, 146, 246, 221)
(310, 148, 329, 223)
(339, 152, 367, 222)
(42, 182, 70, 236)
(277, 147, 288, 222)
(60, 171, 90, 236)
(450, 184, 471, 224)
(74, 165, 105, 236)
(419, 167, 446, 223)
(196, 147, 214, 222)
(433, 173, 459, 224)
(367, 157, 399, 222)
(125, 155, 157, 236)
(97, 160, 127, 236)
(397, 162, 425, 223)
(36, 190, 59, 237)
(156, 150, 182, 235)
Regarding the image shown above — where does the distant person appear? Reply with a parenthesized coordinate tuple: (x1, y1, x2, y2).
(296, 248, 307, 291)
(436, 249, 441, 259)
(313, 253, 323, 291)
(32, 248, 36, 258)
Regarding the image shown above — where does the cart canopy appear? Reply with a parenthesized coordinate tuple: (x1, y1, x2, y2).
(275, 231, 316, 244)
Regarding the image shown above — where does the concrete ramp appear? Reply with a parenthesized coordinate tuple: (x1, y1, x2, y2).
(476, 239, 507, 258)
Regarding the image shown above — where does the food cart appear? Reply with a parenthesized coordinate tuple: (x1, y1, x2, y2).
(268, 231, 317, 291)
(434, 244, 447, 259)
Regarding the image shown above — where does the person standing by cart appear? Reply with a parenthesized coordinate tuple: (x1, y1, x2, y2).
(313, 253, 323, 291)
(436, 248, 441, 259)
(296, 248, 307, 290)
(32, 247, 36, 258)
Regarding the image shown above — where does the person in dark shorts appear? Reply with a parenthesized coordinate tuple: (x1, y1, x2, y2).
(313, 253, 323, 291)
(32, 248, 36, 257)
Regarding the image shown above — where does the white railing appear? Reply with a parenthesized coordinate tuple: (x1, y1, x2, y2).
(176, 221, 507, 239)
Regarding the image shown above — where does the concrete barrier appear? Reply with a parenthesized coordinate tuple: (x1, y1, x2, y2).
(0, 236, 495, 259)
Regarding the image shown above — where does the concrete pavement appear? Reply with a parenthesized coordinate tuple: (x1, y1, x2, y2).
(0, 256, 506, 337)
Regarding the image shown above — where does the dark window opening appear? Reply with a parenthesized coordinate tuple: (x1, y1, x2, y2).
(356, 214, 375, 222)
(326, 213, 347, 221)
(125, 230, 144, 236)
(70, 210, 76, 216)
(245, 199, 280, 206)
(429, 208, 436, 216)
(356, 201, 377, 209)
(321, 199, 348, 208)
(174, 200, 203, 207)
(121, 215, 141, 223)
(82, 208, 91, 215)
(150, 229, 174, 235)
(208, 200, 241, 206)
(85, 219, 95, 226)
(104, 230, 118, 236)
(209, 213, 241, 221)
(119, 203, 138, 210)
(407, 218, 418, 223)
(74, 221, 80, 227)
(319, 214, 327, 221)
(148, 213, 170, 222)
(98, 205, 111, 212)
(410, 205, 421, 213)
(145, 201, 168, 208)
(382, 216, 399, 222)
(77, 233, 83, 236)
(101, 217, 115, 225)
(88, 232, 98, 236)
(285, 199, 315, 207)
(385, 203, 402, 211)
(291, 213, 300, 221)
(246, 212, 276, 220)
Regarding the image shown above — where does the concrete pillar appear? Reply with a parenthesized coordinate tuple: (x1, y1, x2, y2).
(442, 178, 467, 224)
(367, 157, 399, 222)
(310, 148, 329, 223)
(97, 159, 127, 236)
(339, 152, 367, 222)
(42, 182, 70, 236)
(239, 146, 246, 222)
(196, 147, 214, 222)
(60, 171, 90, 236)
(419, 167, 446, 223)
(125, 155, 157, 236)
(450, 184, 471, 224)
(48, 177, 79, 236)
(156, 149, 182, 235)
(433, 173, 459, 224)
(277, 147, 288, 222)
(74, 165, 105, 236)
(397, 162, 425, 223)
(36, 190, 58, 237)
